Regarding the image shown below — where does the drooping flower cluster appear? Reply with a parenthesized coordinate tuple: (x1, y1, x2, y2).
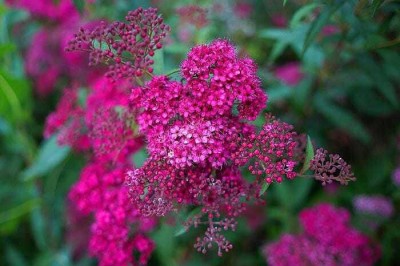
(310, 148, 356, 185)
(263, 203, 380, 266)
(42, 8, 173, 265)
(66, 7, 170, 80)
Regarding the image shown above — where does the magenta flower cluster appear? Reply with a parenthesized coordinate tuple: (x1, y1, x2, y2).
(41, 8, 171, 265)
(353, 195, 394, 218)
(66, 7, 170, 80)
(39, 6, 358, 262)
(126, 39, 273, 255)
(264, 203, 380, 266)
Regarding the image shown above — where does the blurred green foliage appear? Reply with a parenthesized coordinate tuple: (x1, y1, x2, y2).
(1, 0, 399, 265)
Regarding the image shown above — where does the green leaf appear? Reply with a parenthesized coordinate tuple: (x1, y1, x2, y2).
(73, 0, 85, 14)
(5, 244, 28, 266)
(267, 85, 292, 104)
(174, 207, 201, 237)
(153, 48, 164, 75)
(300, 136, 314, 174)
(132, 148, 148, 167)
(368, 0, 385, 17)
(314, 94, 371, 143)
(290, 3, 321, 28)
(0, 198, 40, 224)
(153, 224, 178, 266)
(274, 178, 313, 211)
(31, 207, 47, 250)
(302, 2, 343, 54)
(22, 135, 70, 181)
(259, 182, 270, 196)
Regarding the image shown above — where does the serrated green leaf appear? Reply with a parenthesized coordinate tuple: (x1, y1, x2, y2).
(300, 136, 314, 174)
(259, 182, 270, 196)
(22, 135, 70, 181)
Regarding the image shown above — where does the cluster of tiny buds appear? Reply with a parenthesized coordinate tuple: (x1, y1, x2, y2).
(191, 217, 236, 256)
(66, 7, 170, 81)
(310, 148, 355, 185)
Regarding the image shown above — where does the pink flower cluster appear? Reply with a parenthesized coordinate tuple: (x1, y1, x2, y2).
(264, 203, 380, 266)
(125, 39, 309, 255)
(46, 7, 357, 261)
(43, 8, 174, 265)
(176, 5, 208, 29)
(6, 0, 78, 22)
(45, 76, 156, 265)
(274, 62, 303, 87)
(353, 195, 394, 218)
(66, 7, 170, 81)
(6, 0, 101, 96)
(393, 167, 400, 186)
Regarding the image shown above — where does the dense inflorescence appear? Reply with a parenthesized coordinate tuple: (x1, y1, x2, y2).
(263, 203, 380, 266)
(42, 8, 173, 265)
(45, 6, 358, 261)
(126, 39, 271, 255)
(231, 114, 298, 184)
(66, 7, 170, 81)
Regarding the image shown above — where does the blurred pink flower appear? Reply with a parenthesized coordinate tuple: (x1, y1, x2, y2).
(263, 203, 380, 266)
(354, 195, 394, 218)
(274, 62, 303, 86)
(271, 14, 287, 28)
(322, 24, 340, 37)
(234, 1, 253, 19)
(392, 167, 400, 186)
(6, 0, 78, 23)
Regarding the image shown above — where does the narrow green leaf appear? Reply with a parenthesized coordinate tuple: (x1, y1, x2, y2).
(259, 182, 270, 196)
(314, 94, 371, 143)
(5, 244, 28, 266)
(290, 3, 321, 28)
(22, 135, 70, 181)
(174, 207, 201, 237)
(302, 2, 343, 54)
(300, 136, 314, 174)
(0, 198, 40, 224)
(153, 49, 164, 75)
(31, 207, 47, 250)
(369, 0, 385, 17)
(269, 41, 288, 62)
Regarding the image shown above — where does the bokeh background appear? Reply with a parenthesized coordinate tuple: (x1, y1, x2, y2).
(0, 0, 399, 265)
